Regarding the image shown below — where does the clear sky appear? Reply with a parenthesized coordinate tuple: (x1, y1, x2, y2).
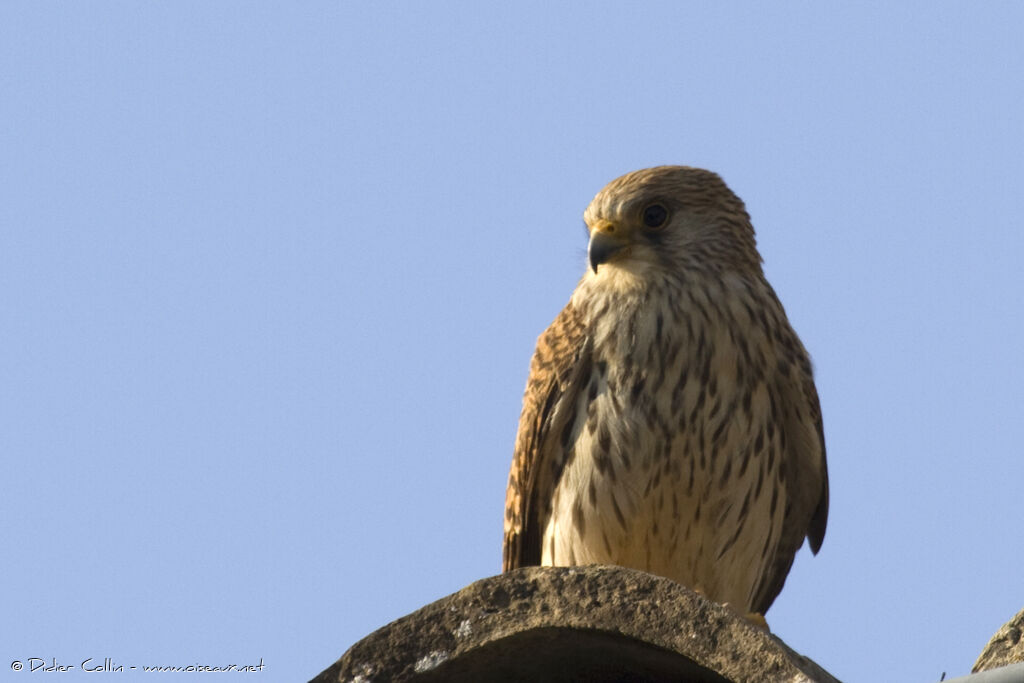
(3, 3, 1022, 681)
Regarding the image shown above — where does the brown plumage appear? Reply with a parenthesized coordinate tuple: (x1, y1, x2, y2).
(502, 166, 828, 616)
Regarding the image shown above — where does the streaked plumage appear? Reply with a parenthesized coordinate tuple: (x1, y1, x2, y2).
(502, 166, 828, 616)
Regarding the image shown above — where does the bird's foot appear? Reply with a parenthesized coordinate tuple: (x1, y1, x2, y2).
(743, 611, 770, 631)
(721, 602, 771, 631)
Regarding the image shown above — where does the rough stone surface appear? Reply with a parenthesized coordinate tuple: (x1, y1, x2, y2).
(312, 565, 839, 683)
(974, 606, 1024, 672)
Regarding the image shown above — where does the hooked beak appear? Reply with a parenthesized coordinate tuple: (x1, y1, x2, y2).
(588, 223, 630, 273)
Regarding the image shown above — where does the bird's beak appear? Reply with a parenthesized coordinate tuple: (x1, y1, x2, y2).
(588, 222, 630, 273)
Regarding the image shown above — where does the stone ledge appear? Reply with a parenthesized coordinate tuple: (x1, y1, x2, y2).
(974, 606, 1024, 673)
(312, 565, 839, 683)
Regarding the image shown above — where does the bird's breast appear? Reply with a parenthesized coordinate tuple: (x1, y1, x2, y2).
(543, 281, 787, 611)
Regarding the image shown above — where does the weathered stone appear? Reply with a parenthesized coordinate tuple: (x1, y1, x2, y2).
(312, 565, 839, 683)
(974, 607, 1024, 673)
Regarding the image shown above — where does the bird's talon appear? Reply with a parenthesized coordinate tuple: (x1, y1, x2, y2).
(744, 612, 770, 630)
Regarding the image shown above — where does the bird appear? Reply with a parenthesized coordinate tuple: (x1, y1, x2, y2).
(502, 166, 828, 620)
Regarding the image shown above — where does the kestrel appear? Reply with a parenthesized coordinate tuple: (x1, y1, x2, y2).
(502, 166, 828, 618)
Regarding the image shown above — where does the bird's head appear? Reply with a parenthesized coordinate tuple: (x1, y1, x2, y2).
(582, 166, 761, 284)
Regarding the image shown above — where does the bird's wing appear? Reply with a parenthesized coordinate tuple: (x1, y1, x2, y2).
(751, 348, 829, 614)
(503, 300, 591, 571)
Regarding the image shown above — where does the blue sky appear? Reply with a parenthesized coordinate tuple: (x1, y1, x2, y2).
(3, 3, 1022, 681)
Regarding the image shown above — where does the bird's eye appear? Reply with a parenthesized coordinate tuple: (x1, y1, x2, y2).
(641, 204, 669, 229)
